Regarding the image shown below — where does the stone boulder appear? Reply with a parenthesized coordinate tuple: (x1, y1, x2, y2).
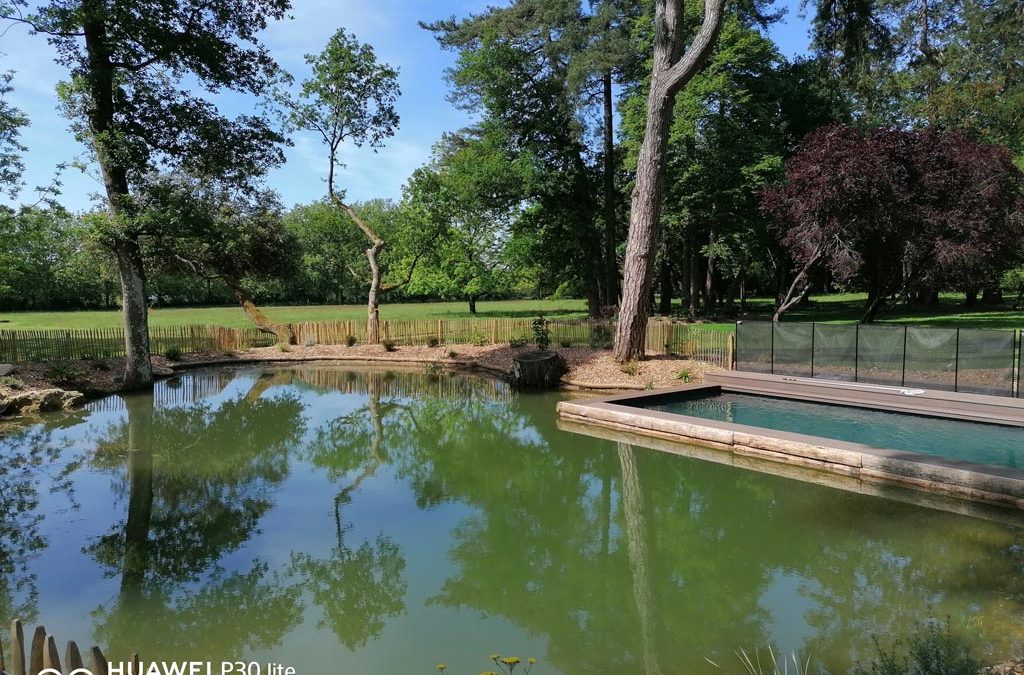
(511, 350, 567, 389)
(0, 388, 84, 416)
(0, 363, 15, 377)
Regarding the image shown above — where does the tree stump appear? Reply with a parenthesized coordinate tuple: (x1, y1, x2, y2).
(512, 351, 567, 389)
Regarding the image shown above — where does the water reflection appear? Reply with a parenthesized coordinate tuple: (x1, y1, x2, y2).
(0, 366, 1022, 673)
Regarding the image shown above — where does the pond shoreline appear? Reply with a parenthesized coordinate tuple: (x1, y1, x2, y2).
(0, 343, 721, 418)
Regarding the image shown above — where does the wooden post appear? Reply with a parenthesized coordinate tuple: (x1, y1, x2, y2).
(490, 319, 497, 345)
(437, 320, 443, 345)
(65, 641, 84, 671)
(10, 620, 25, 675)
(726, 333, 735, 369)
(43, 635, 61, 672)
(91, 646, 109, 675)
(28, 626, 44, 675)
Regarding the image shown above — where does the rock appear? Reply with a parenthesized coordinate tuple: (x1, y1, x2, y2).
(512, 350, 567, 389)
(152, 365, 174, 377)
(0, 363, 14, 376)
(0, 388, 84, 416)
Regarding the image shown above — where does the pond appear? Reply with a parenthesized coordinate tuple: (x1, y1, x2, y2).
(1, 365, 1023, 674)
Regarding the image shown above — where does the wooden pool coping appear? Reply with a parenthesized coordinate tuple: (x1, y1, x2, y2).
(556, 372, 1024, 511)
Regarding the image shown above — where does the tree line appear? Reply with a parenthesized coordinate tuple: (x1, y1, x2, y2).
(1, 0, 1022, 382)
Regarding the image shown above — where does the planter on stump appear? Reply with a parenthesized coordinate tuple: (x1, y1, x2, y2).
(512, 350, 567, 389)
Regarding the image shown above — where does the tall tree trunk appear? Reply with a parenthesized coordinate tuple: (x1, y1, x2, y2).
(121, 394, 154, 597)
(617, 443, 662, 675)
(84, 9, 152, 388)
(468, 296, 477, 314)
(222, 274, 295, 344)
(114, 238, 154, 388)
(704, 229, 716, 315)
(688, 245, 699, 319)
(981, 288, 1004, 305)
(613, 0, 726, 361)
(964, 287, 978, 308)
(602, 69, 619, 309)
(658, 253, 672, 315)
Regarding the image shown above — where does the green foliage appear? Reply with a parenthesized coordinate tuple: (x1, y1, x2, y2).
(853, 619, 979, 675)
(0, 69, 28, 198)
(427, 337, 440, 348)
(345, 335, 358, 347)
(0, 375, 24, 390)
(382, 339, 397, 352)
(471, 332, 488, 347)
(43, 362, 83, 386)
(676, 368, 693, 383)
(276, 343, 292, 353)
(508, 336, 528, 348)
(588, 323, 614, 350)
(163, 347, 183, 362)
(423, 362, 443, 379)
(531, 315, 550, 351)
(559, 340, 572, 348)
(447, 350, 459, 358)
(619, 359, 639, 376)
(707, 647, 811, 675)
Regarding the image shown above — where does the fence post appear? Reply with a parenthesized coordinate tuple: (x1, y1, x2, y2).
(901, 325, 908, 386)
(810, 322, 816, 379)
(954, 328, 960, 392)
(849, 324, 857, 382)
(770, 322, 775, 375)
(726, 333, 735, 370)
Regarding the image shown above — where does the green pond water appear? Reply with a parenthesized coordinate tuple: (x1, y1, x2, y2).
(1, 365, 1024, 675)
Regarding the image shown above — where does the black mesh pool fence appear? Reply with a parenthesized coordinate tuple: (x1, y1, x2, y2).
(735, 321, 1022, 399)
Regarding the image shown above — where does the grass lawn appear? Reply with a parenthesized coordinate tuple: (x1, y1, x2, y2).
(0, 298, 589, 330)
(4, 292, 1023, 332)
(665, 292, 1024, 332)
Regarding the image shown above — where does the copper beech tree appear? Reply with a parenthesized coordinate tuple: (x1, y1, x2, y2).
(613, 0, 727, 362)
(763, 125, 1024, 322)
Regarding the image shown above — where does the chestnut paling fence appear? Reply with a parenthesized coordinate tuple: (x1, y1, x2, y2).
(735, 320, 1024, 398)
(0, 319, 735, 368)
(0, 619, 133, 675)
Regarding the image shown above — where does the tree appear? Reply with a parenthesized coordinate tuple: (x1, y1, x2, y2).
(2, 0, 289, 387)
(285, 29, 401, 344)
(404, 133, 521, 313)
(0, 68, 28, 198)
(763, 125, 1024, 321)
(144, 178, 302, 344)
(613, 0, 726, 361)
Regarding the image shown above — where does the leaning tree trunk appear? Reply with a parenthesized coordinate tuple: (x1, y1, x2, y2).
(222, 275, 295, 345)
(613, 0, 726, 361)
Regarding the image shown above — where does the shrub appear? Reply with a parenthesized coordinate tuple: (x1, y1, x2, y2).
(853, 618, 979, 675)
(471, 332, 488, 347)
(708, 647, 811, 675)
(676, 368, 693, 383)
(559, 339, 572, 348)
(0, 375, 24, 390)
(89, 358, 111, 371)
(276, 343, 291, 353)
(509, 336, 528, 348)
(447, 350, 459, 358)
(424, 362, 443, 379)
(532, 315, 550, 350)
(302, 335, 317, 347)
(619, 359, 639, 376)
(588, 323, 614, 350)
(44, 363, 83, 385)
(427, 336, 440, 348)
(382, 339, 397, 352)
(163, 346, 183, 361)
(345, 335, 357, 347)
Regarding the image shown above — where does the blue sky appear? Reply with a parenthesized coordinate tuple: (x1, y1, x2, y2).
(1, 0, 813, 213)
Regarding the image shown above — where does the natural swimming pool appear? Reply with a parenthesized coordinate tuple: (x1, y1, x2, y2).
(2, 365, 1024, 674)
(623, 390, 1024, 468)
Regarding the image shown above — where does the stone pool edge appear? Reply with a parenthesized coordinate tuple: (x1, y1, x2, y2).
(556, 382, 1024, 511)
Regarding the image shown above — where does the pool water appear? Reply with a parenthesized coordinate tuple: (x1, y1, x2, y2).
(2, 366, 1024, 674)
(630, 391, 1024, 468)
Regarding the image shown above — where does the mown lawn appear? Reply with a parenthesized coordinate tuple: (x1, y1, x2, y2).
(0, 298, 589, 330)
(667, 292, 1024, 332)
(4, 292, 1023, 332)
